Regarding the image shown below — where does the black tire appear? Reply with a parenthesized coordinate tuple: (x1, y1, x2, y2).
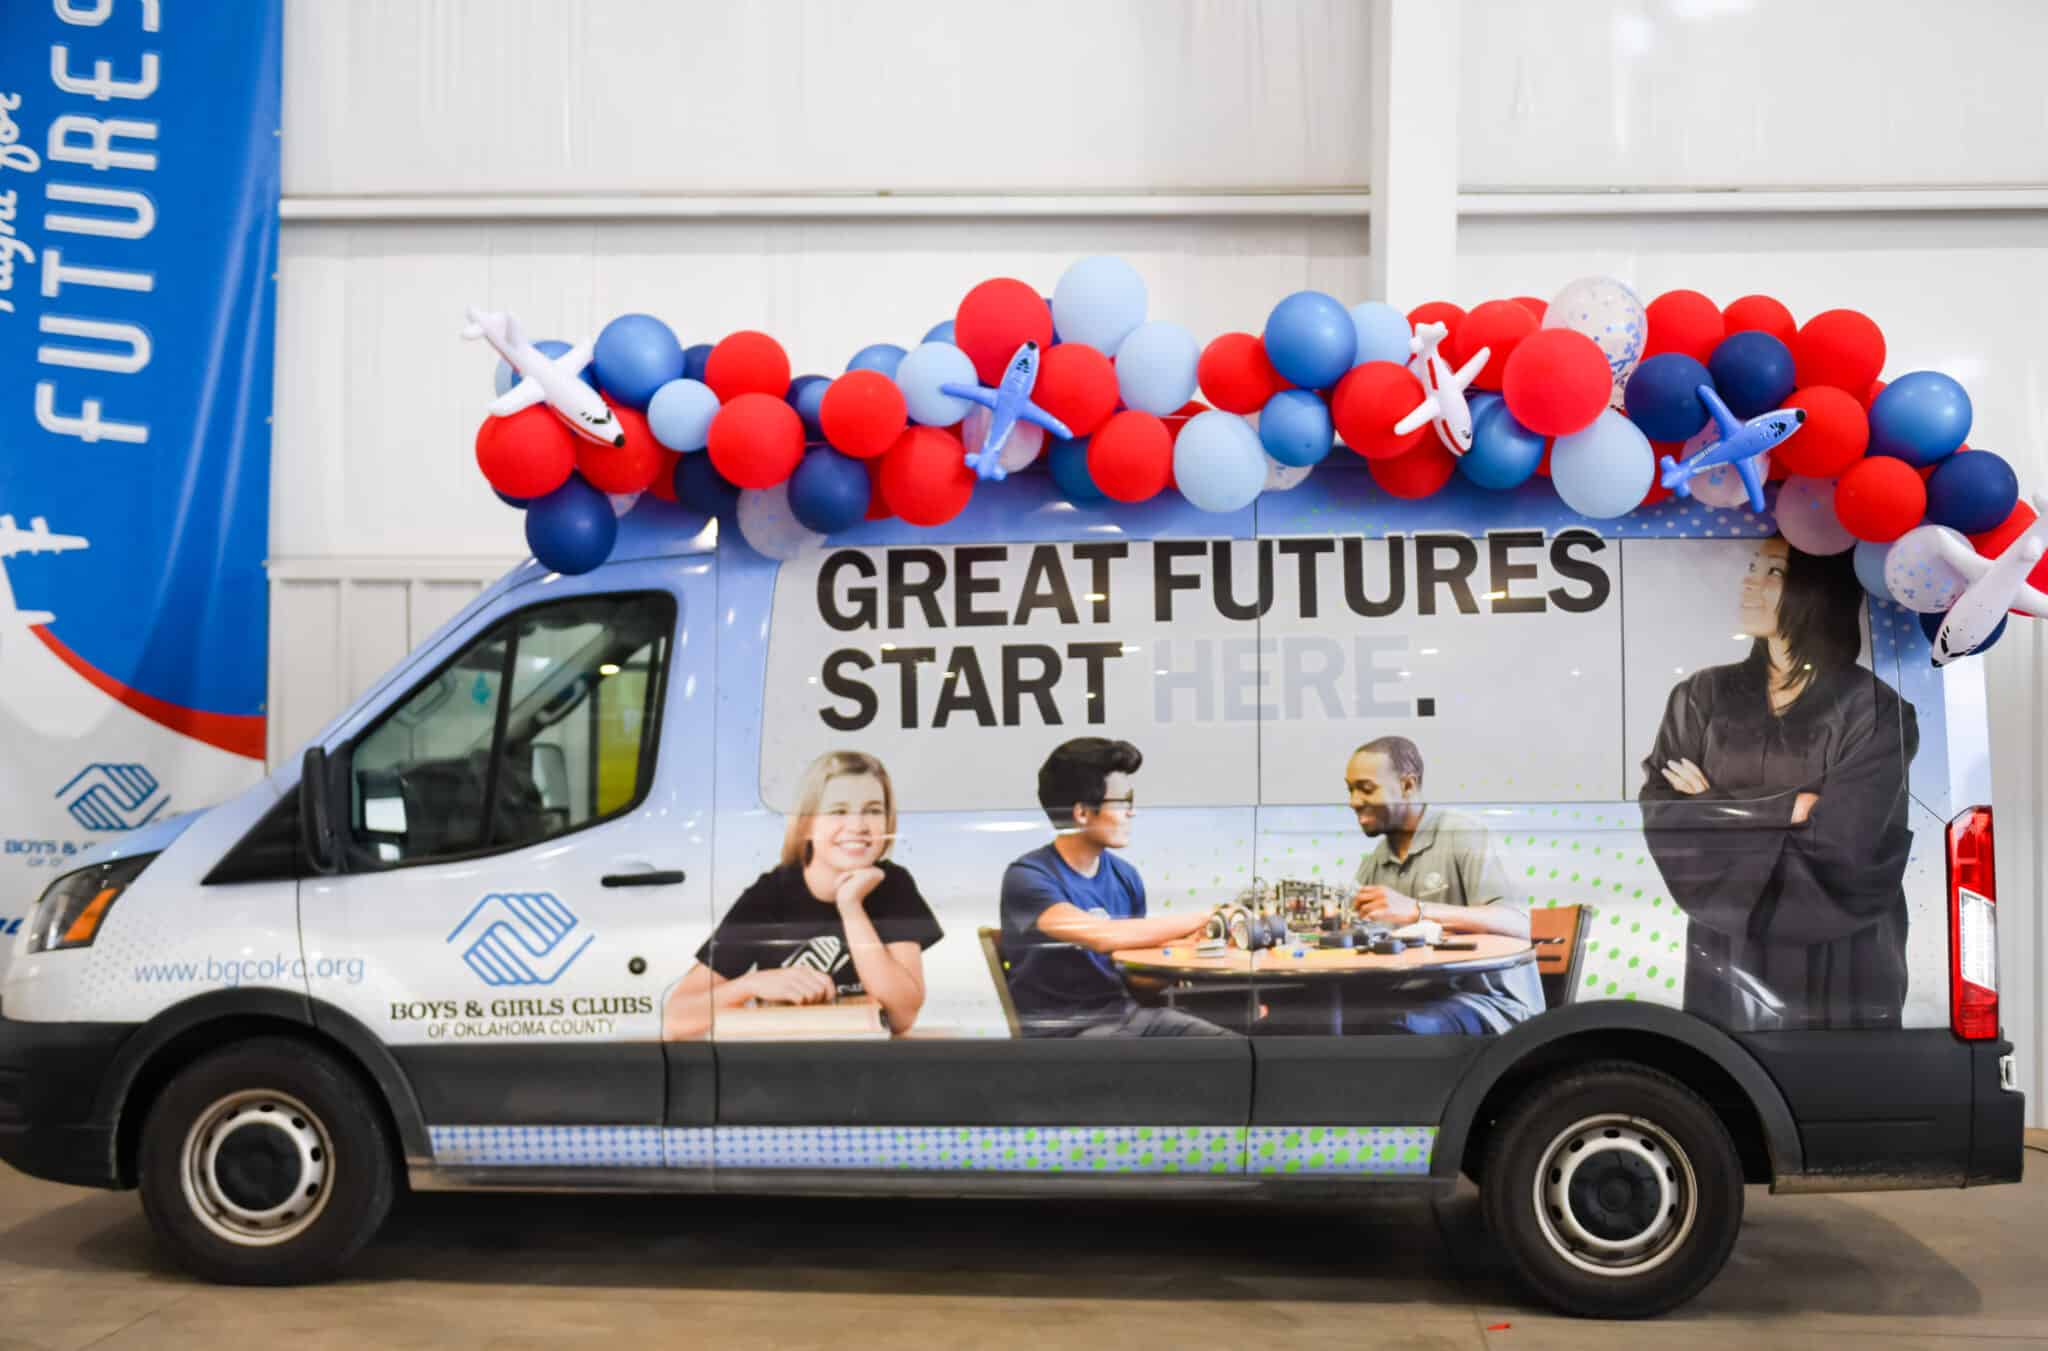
(1480, 1061, 1743, 1319)
(137, 1036, 396, 1285)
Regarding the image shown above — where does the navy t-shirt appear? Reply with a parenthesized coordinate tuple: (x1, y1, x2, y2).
(698, 860, 943, 998)
(998, 843, 1145, 1031)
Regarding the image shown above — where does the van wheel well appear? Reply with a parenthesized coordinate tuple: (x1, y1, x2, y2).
(115, 1016, 404, 1190)
(1458, 1029, 1774, 1186)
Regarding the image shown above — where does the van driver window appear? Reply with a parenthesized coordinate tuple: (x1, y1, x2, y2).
(346, 592, 674, 866)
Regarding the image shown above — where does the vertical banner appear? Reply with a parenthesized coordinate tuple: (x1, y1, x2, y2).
(0, 4, 281, 926)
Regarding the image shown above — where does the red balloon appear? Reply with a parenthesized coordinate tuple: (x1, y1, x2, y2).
(476, 406, 574, 499)
(1407, 302, 1466, 345)
(863, 456, 893, 521)
(820, 370, 907, 459)
(1777, 386, 1869, 478)
(1722, 294, 1797, 346)
(1643, 290, 1725, 364)
(1454, 300, 1538, 391)
(576, 404, 663, 493)
(1164, 400, 1208, 443)
(1034, 342, 1119, 436)
(1511, 296, 1548, 322)
(1331, 362, 1426, 459)
(1501, 329, 1610, 437)
(647, 450, 682, 503)
(1793, 309, 1886, 395)
(1643, 446, 1680, 505)
(955, 278, 1053, 386)
(1863, 379, 1886, 409)
(1197, 332, 1282, 414)
(1834, 456, 1926, 543)
(1369, 440, 1457, 499)
(1087, 411, 1173, 503)
(706, 393, 805, 489)
(880, 426, 975, 526)
(703, 331, 791, 403)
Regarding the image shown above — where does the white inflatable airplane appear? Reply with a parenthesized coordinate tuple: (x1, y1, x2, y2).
(1395, 321, 1490, 456)
(462, 308, 626, 448)
(1928, 492, 2048, 665)
(0, 514, 88, 629)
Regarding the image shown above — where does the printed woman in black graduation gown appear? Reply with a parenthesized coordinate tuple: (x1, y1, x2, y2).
(1639, 535, 1918, 1031)
(662, 750, 943, 1039)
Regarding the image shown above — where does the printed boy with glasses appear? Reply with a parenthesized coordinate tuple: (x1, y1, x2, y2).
(996, 737, 1231, 1037)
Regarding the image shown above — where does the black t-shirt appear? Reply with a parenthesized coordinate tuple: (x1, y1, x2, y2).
(696, 860, 944, 997)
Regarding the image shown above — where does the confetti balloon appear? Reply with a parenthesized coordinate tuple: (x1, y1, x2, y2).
(736, 480, 825, 560)
(1882, 524, 1975, 613)
(1674, 421, 1770, 510)
(1774, 475, 1858, 555)
(1542, 275, 1648, 405)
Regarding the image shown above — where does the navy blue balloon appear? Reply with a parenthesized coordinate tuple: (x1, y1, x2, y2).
(787, 446, 871, 534)
(1043, 296, 1062, 346)
(1047, 435, 1108, 506)
(1926, 450, 2020, 534)
(493, 488, 531, 509)
(1263, 291, 1357, 391)
(786, 374, 830, 439)
(1869, 370, 1973, 467)
(681, 342, 714, 382)
(1461, 400, 1547, 491)
(1259, 389, 1334, 467)
(525, 474, 617, 576)
(592, 313, 685, 409)
(922, 320, 956, 344)
(1706, 331, 1796, 420)
(675, 453, 741, 516)
(1920, 607, 2006, 655)
(847, 343, 908, 379)
(1624, 352, 1714, 441)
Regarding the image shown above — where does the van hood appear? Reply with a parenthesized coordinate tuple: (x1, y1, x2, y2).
(70, 807, 206, 869)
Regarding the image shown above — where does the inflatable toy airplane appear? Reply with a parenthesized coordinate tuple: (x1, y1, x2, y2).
(0, 514, 87, 629)
(1395, 322, 1489, 456)
(941, 341, 1074, 481)
(463, 308, 626, 448)
(1660, 387, 1805, 513)
(1927, 492, 2048, 665)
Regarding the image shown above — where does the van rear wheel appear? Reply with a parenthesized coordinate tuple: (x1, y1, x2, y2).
(1479, 1062, 1742, 1319)
(138, 1037, 394, 1284)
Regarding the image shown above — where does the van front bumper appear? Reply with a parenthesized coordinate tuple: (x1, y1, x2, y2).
(0, 1007, 133, 1190)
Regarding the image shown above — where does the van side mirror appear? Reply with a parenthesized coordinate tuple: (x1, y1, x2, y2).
(299, 746, 341, 876)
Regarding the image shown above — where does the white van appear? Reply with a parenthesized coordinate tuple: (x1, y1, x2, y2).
(0, 463, 2021, 1317)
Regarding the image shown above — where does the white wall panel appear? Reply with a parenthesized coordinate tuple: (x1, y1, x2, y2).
(283, 0, 1373, 197)
(1460, 209, 2048, 1120)
(1460, 0, 2048, 190)
(272, 216, 1370, 559)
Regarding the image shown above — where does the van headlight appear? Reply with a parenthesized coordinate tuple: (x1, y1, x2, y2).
(26, 854, 156, 953)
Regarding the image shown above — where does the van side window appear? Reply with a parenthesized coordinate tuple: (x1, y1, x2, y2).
(346, 592, 674, 867)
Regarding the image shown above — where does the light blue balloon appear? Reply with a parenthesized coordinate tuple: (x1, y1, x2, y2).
(1115, 320, 1200, 415)
(894, 341, 979, 426)
(646, 378, 721, 452)
(1347, 301, 1413, 367)
(1174, 411, 1266, 512)
(1051, 255, 1149, 356)
(1853, 539, 1896, 600)
(922, 320, 955, 344)
(1461, 400, 1545, 491)
(1259, 389, 1334, 468)
(1550, 409, 1654, 519)
(847, 343, 908, 378)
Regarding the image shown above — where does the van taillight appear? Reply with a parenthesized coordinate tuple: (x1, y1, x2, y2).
(1947, 806, 1998, 1041)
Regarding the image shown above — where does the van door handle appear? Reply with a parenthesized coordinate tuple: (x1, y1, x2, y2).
(601, 870, 686, 888)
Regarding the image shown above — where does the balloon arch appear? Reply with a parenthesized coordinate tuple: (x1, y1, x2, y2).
(468, 261, 2044, 662)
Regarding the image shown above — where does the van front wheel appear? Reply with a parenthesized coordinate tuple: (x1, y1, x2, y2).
(138, 1037, 395, 1284)
(1480, 1062, 1743, 1319)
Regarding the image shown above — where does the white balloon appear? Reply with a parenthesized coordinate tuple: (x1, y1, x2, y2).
(607, 492, 642, 518)
(1263, 454, 1313, 492)
(1883, 524, 1975, 613)
(1773, 476, 1857, 556)
(1543, 275, 1648, 406)
(961, 405, 1046, 475)
(1675, 423, 1770, 510)
(737, 481, 825, 560)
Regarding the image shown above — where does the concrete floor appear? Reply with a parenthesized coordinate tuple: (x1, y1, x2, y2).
(3, 1139, 2046, 1350)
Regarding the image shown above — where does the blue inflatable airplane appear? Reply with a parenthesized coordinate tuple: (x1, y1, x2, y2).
(941, 341, 1075, 481)
(1658, 386, 1806, 513)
